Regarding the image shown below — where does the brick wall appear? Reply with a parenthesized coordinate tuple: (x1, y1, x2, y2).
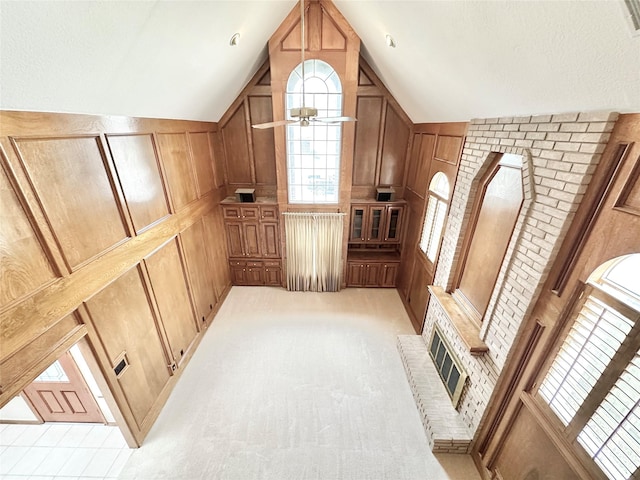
(423, 111, 618, 433)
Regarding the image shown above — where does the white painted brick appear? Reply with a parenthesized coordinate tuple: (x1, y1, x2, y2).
(564, 152, 599, 164)
(530, 114, 553, 123)
(503, 124, 519, 131)
(560, 123, 589, 133)
(499, 117, 514, 124)
(546, 132, 572, 142)
(552, 112, 579, 122)
(490, 124, 504, 131)
(554, 142, 581, 152)
(537, 123, 561, 132)
(570, 132, 611, 143)
(545, 159, 572, 172)
(515, 139, 534, 148)
(519, 123, 539, 132)
(579, 143, 606, 154)
(534, 167, 557, 179)
(470, 118, 486, 125)
(533, 140, 555, 150)
(526, 131, 547, 140)
(577, 111, 618, 123)
(509, 131, 527, 139)
(587, 121, 616, 133)
(513, 115, 531, 123)
(540, 150, 565, 161)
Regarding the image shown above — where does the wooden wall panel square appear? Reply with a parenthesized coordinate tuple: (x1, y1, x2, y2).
(156, 133, 198, 211)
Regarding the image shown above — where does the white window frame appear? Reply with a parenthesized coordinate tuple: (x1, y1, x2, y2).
(419, 172, 450, 263)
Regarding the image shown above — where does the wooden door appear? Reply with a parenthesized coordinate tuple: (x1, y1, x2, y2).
(366, 206, 386, 242)
(225, 222, 245, 257)
(23, 351, 104, 423)
(243, 223, 261, 257)
(380, 263, 398, 287)
(347, 262, 365, 286)
(383, 206, 404, 243)
(349, 206, 367, 243)
(364, 264, 382, 286)
(264, 264, 282, 286)
(260, 222, 280, 258)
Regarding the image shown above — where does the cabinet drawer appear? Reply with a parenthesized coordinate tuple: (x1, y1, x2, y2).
(260, 206, 278, 221)
(222, 205, 241, 219)
(246, 261, 263, 267)
(229, 260, 246, 267)
(263, 260, 281, 267)
(240, 206, 260, 220)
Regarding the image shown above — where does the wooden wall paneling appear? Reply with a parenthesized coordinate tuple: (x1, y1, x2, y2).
(106, 134, 171, 234)
(492, 406, 581, 480)
(405, 134, 422, 194)
(0, 313, 85, 403)
(82, 266, 172, 430)
(221, 105, 253, 185)
(11, 136, 130, 271)
(379, 104, 410, 187)
(202, 210, 231, 300)
(209, 132, 227, 188)
(143, 238, 199, 367)
(155, 133, 198, 211)
(0, 194, 214, 365)
(0, 154, 58, 308)
(188, 132, 216, 198)
(434, 135, 463, 165)
(407, 260, 430, 332)
(320, 6, 347, 50)
(179, 219, 216, 326)
(418, 134, 437, 195)
(352, 96, 384, 186)
(248, 96, 277, 185)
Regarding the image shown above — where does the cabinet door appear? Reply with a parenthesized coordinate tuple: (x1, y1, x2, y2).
(225, 222, 245, 257)
(349, 206, 367, 243)
(364, 264, 382, 286)
(243, 223, 261, 257)
(246, 264, 264, 285)
(366, 206, 386, 242)
(347, 262, 365, 286)
(259, 206, 278, 221)
(222, 205, 242, 220)
(229, 262, 247, 285)
(260, 222, 280, 258)
(264, 265, 282, 286)
(384, 206, 404, 243)
(240, 206, 260, 221)
(380, 263, 399, 287)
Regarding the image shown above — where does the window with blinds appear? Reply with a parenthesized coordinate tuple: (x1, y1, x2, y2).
(539, 295, 634, 425)
(578, 352, 640, 480)
(419, 172, 450, 263)
(537, 254, 640, 480)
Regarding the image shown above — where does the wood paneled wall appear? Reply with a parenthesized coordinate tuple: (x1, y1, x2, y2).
(219, 62, 277, 198)
(0, 111, 231, 445)
(396, 122, 467, 332)
(352, 60, 413, 199)
(473, 114, 640, 479)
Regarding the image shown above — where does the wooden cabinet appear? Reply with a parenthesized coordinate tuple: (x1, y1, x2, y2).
(346, 256, 400, 288)
(229, 260, 282, 286)
(222, 202, 282, 287)
(349, 202, 405, 244)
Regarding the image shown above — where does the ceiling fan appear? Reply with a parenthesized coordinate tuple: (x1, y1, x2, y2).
(251, 0, 356, 130)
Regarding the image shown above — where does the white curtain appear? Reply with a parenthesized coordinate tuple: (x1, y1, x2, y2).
(284, 213, 344, 292)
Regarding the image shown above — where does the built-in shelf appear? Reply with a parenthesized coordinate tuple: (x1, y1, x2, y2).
(428, 286, 489, 356)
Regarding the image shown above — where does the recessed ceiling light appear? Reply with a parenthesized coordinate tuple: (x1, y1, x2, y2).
(230, 33, 240, 46)
(385, 34, 396, 48)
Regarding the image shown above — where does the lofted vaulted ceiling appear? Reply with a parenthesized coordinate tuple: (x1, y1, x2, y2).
(1, 0, 638, 123)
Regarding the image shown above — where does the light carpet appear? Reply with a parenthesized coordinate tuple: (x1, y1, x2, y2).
(119, 287, 480, 480)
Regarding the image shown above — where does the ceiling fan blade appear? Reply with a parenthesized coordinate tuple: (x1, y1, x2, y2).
(252, 119, 298, 129)
(312, 116, 358, 124)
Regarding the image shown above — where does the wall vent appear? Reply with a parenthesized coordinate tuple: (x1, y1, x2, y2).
(428, 326, 468, 408)
(624, 0, 640, 31)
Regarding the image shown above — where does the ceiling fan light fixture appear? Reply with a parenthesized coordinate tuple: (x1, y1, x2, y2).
(229, 33, 240, 46)
(385, 34, 396, 48)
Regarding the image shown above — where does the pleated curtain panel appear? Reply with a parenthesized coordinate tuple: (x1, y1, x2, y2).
(283, 212, 344, 292)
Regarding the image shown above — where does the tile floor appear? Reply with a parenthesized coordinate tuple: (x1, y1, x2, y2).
(0, 423, 131, 480)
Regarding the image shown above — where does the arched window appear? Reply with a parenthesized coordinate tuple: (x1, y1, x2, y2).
(538, 254, 640, 480)
(419, 172, 450, 263)
(286, 59, 342, 204)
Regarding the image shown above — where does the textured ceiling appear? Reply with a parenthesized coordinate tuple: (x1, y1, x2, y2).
(1, 0, 639, 123)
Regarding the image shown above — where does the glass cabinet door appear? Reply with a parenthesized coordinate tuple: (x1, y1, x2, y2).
(384, 206, 404, 242)
(349, 206, 366, 242)
(367, 206, 386, 242)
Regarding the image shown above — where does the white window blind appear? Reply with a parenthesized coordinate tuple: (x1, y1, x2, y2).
(578, 352, 640, 480)
(539, 295, 634, 425)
